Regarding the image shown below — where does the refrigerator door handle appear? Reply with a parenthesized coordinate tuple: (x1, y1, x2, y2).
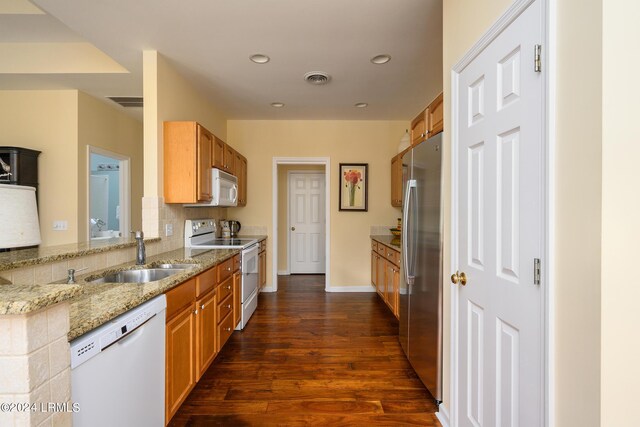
(402, 179, 417, 285)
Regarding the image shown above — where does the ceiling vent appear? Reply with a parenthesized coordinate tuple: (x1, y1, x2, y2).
(107, 97, 143, 108)
(304, 71, 331, 85)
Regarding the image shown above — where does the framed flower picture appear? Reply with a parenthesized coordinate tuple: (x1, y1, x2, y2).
(339, 163, 368, 211)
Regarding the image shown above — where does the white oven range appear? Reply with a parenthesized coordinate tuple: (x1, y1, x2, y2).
(185, 219, 259, 330)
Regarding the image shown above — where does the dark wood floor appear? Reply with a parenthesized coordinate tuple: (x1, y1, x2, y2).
(169, 275, 440, 426)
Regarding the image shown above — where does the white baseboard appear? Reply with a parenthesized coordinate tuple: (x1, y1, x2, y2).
(436, 403, 450, 427)
(260, 285, 276, 293)
(277, 270, 290, 275)
(324, 285, 376, 293)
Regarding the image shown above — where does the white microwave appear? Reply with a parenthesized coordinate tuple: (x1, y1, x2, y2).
(185, 168, 237, 207)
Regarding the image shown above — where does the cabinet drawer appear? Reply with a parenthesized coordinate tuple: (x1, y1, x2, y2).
(392, 250, 401, 266)
(233, 254, 240, 272)
(260, 240, 266, 252)
(196, 266, 217, 297)
(218, 311, 234, 350)
(166, 278, 196, 321)
(217, 276, 233, 302)
(218, 258, 234, 283)
(376, 243, 386, 257)
(384, 247, 400, 265)
(371, 241, 378, 252)
(217, 293, 233, 324)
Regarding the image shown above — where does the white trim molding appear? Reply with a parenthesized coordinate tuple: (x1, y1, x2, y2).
(436, 403, 450, 427)
(449, 0, 552, 426)
(277, 270, 290, 276)
(272, 157, 331, 292)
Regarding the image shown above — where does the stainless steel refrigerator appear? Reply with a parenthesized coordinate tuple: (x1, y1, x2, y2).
(399, 132, 443, 403)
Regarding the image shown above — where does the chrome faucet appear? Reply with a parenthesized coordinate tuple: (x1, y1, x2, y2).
(131, 231, 146, 265)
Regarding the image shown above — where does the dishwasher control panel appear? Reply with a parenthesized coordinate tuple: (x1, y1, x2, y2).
(70, 295, 166, 369)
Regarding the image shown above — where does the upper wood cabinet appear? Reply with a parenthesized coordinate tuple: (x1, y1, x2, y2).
(411, 108, 428, 146)
(427, 92, 444, 136)
(223, 144, 235, 173)
(236, 152, 247, 207)
(409, 91, 444, 148)
(391, 153, 403, 207)
(212, 136, 225, 170)
(164, 122, 212, 203)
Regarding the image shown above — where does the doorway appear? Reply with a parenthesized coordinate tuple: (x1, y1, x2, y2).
(287, 170, 326, 274)
(87, 147, 130, 240)
(272, 158, 330, 292)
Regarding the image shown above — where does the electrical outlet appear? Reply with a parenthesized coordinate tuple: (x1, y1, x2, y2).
(165, 223, 173, 236)
(53, 220, 68, 231)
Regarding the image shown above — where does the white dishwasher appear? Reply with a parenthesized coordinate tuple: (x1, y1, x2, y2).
(70, 294, 166, 427)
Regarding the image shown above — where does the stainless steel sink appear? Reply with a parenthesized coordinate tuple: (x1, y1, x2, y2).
(154, 263, 198, 270)
(88, 268, 185, 284)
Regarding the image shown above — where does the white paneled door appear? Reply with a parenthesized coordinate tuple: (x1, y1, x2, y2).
(289, 173, 326, 274)
(454, 1, 543, 426)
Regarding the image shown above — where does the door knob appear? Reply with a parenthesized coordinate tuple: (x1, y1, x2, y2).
(450, 271, 467, 286)
(291, 226, 295, 231)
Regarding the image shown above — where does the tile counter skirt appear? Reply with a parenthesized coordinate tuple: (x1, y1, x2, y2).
(0, 302, 72, 426)
(168, 274, 441, 426)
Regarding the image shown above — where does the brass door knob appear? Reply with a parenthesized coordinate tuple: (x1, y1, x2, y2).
(450, 271, 467, 286)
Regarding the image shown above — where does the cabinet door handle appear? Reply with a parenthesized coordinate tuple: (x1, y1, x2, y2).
(201, 304, 205, 310)
(226, 285, 232, 290)
(227, 304, 232, 309)
(194, 309, 198, 315)
(225, 327, 231, 332)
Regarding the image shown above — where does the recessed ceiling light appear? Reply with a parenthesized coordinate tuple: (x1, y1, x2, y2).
(250, 54, 270, 64)
(271, 102, 285, 108)
(370, 54, 391, 64)
(354, 102, 368, 108)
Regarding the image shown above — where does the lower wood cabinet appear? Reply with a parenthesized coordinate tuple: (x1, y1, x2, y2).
(233, 271, 241, 327)
(196, 289, 218, 379)
(371, 239, 400, 318)
(165, 301, 196, 422)
(165, 255, 241, 424)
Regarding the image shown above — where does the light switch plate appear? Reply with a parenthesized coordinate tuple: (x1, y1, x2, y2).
(53, 220, 68, 231)
(165, 223, 173, 236)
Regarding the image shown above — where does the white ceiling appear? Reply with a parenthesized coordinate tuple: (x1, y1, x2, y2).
(3, 0, 442, 120)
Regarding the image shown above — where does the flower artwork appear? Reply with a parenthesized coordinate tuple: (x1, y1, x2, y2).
(339, 163, 368, 211)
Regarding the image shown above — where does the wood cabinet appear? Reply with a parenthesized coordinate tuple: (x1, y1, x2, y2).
(259, 239, 267, 290)
(165, 256, 241, 424)
(165, 301, 196, 422)
(427, 92, 444, 136)
(391, 92, 444, 207)
(411, 108, 428, 146)
(223, 144, 235, 173)
(195, 289, 217, 379)
(163, 122, 212, 203)
(212, 136, 225, 170)
(233, 271, 241, 327)
(391, 152, 407, 207)
(371, 239, 400, 318)
(235, 152, 247, 206)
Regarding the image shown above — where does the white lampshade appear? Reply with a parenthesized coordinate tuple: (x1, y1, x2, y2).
(398, 129, 410, 152)
(0, 184, 41, 249)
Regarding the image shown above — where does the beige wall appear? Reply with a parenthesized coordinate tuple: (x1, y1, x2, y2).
(77, 91, 143, 241)
(227, 120, 407, 288)
(142, 51, 229, 248)
(601, 1, 640, 426)
(0, 90, 79, 246)
(276, 164, 325, 272)
(143, 51, 227, 198)
(443, 0, 604, 425)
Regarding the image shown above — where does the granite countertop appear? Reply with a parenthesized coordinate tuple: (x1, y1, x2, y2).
(371, 235, 401, 250)
(0, 283, 82, 315)
(0, 236, 161, 272)
(66, 247, 239, 341)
